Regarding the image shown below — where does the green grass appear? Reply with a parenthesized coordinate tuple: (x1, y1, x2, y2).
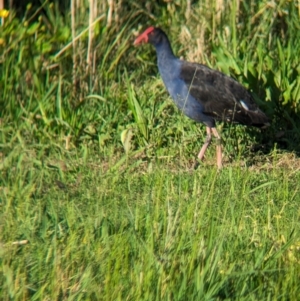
(1, 0, 300, 300)
(1, 154, 300, 300)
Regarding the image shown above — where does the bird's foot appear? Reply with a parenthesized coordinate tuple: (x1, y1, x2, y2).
(193, 160, 200, 170)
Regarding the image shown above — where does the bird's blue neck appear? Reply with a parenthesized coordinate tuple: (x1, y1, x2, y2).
(154, 40, 176, 66)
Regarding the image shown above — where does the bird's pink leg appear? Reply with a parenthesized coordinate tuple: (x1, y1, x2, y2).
(197, 127, 212, 161)
(212, 128, 222, 169)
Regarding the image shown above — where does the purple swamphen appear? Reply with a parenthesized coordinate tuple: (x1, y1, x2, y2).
(134, 27, 269, 169)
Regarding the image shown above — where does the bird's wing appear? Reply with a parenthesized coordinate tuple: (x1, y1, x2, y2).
(179, 62, 268, 126)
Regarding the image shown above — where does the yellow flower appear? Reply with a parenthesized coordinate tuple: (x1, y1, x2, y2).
(0, 38, 5, 45)
(0, 9, 9, 18)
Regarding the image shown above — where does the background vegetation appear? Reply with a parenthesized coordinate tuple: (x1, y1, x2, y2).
(1, 0, 300, 300)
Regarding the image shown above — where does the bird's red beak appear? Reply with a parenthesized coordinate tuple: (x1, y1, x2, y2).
(134, 33, 148, 45)
(134, 26, 155, 46)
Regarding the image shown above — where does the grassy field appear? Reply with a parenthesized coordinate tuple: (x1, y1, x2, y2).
(1, 0, 300, 300)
